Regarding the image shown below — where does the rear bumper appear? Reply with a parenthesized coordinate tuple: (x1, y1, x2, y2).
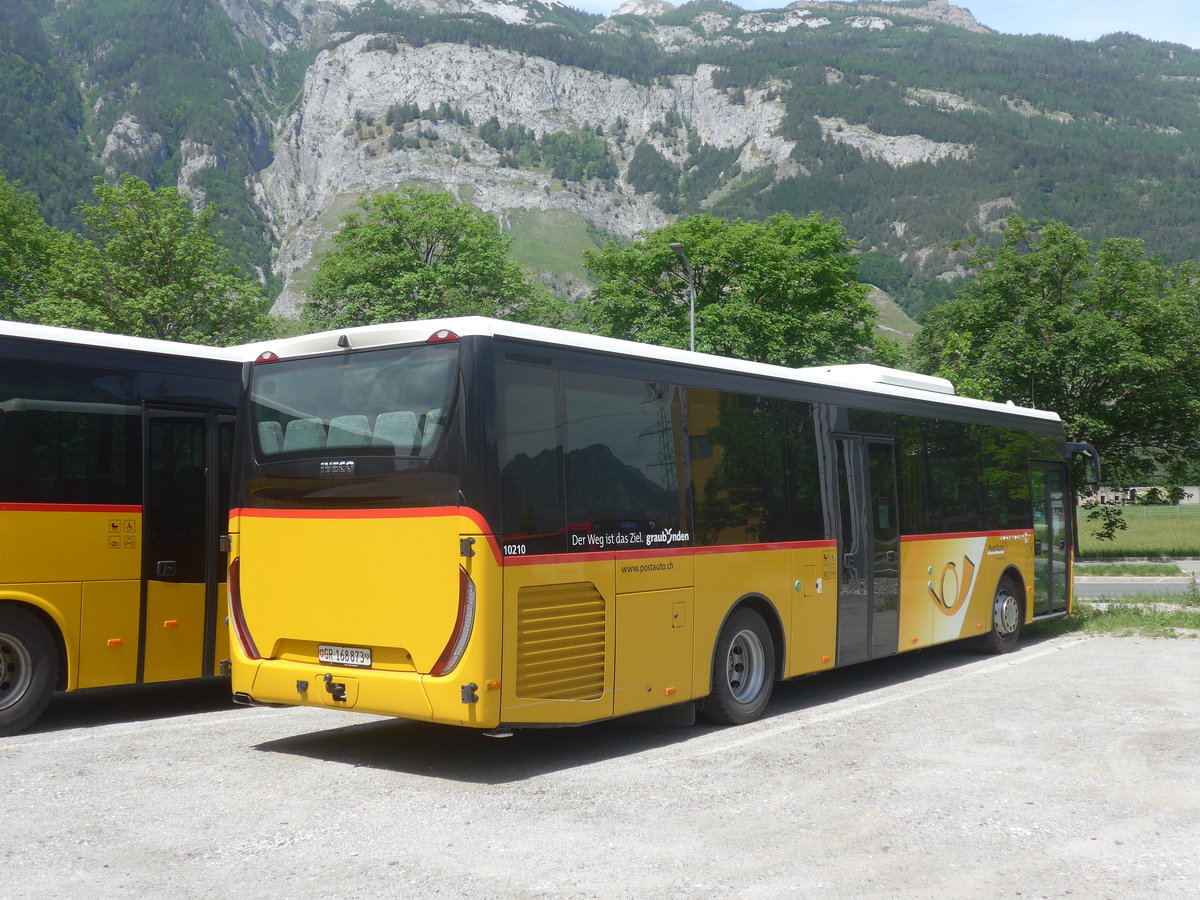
(235, 657, 500, 729)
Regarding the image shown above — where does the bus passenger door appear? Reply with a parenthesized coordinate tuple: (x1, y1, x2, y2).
(141, 408, 234, 683)
(1031, 462, 1069, 616)
(835, 437, 900, 665)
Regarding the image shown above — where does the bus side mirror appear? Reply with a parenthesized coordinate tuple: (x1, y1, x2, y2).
(1067, 442, 1101, 488)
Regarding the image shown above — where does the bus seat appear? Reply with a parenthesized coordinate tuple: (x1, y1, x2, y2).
(283, 417, 327, 451)
(420, 408, 443, 450)
(373, 411, 419, 452)
(258, 421, 284, 453)
(327, 415, 371, 448)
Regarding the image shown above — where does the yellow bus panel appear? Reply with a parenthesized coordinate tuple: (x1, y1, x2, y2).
(77, 580, 139, 689)
(1, 508, 141, 584)
(786, 545, 839, 677)
(230, 512, 506, 728)
(614, 587, 694, 717)
(143, 581, 206, 683)
(898, 532, 1035, 651)
(211, 582, 230, 677)
(501, 554, 616, 725)
(235, 511, 462, 670)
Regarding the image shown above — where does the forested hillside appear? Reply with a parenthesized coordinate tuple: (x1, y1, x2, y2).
(0, 0, 100, 227)
(2, 0, 1198, 317)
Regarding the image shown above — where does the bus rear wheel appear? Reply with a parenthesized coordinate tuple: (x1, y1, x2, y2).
(0, 606, 58, 736)
(982, 578, 1022, 654)
(701, 608, 775, 725)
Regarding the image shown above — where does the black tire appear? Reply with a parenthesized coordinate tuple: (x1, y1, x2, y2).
(982, 577, 1022, 654)
(700, 608, 776, 725)
(0, 605, 58, 737)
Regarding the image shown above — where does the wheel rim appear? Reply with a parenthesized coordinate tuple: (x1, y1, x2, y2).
(724, 628, 767, 704)
(0, 631, 34, 713)
(994, 589, 1020, 636)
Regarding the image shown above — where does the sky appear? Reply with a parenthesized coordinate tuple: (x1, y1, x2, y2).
(567, 0, 1200, 50)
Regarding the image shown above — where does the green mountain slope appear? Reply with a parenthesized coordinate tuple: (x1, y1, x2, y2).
(0, 0, 100, 227)
(1, 0, 1197, 321)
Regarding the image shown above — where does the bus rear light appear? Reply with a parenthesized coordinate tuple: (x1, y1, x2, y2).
(228, 557, 262, 660)
(426, 329, 460, 344)
(254, 351, 280, 364)
(430, 566, 476, 676)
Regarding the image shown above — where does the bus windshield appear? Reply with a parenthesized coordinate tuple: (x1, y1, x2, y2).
(250, 342, 457, 461)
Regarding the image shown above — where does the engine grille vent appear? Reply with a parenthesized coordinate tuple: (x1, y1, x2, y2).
(515, 582, 606, 700)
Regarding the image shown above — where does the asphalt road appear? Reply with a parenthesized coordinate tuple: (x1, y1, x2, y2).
(1074, 575, 1194, 598)
(3, 634, 1198, 899)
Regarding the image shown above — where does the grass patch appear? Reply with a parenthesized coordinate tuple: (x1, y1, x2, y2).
(867, 287, 918, 344)
(1027, 597, 1200, 639)
(1074, 562, 1184, 576)
(1078, 504, 1200, 559)
(504, 208, 603, 282)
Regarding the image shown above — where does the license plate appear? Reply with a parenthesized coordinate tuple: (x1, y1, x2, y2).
(318, 644, 372, 668)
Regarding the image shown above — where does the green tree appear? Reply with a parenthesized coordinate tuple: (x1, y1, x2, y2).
(910, 217, 1200, 482)
(25, 175, 274, 345)
(302, 188, 568, 329)
(0, 175, 62, 320)
(582, 212, 879, 366)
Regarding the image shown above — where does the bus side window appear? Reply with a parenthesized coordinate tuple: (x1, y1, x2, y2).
(927, 420, 984, 533)
(0, 358, 141, 506)
(688, 389, 788, 546)
(979, 427, 1036, 531)
(562, 374, 685, 546)
(784, 400, 824, 542)
(497, 365, 565, 555)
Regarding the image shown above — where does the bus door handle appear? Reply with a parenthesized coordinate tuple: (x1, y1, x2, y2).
(156, 560, 177, 578)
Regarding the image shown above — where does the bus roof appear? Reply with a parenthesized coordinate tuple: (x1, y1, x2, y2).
(0, 319, 245, 362)
(244, 316, 1062, 426)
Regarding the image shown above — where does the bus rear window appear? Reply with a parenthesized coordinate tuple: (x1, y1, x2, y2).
(250, 342, 457, 460)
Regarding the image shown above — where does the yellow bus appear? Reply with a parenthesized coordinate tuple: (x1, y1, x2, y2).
(228, 317, 1098, 733)
(1, 321, 243, 735)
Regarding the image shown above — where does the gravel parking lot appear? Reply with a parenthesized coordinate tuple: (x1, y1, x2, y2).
(3, 633, 1197, 899)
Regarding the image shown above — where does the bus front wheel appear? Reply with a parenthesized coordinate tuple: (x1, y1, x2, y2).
(701, 608, 775, 725)
(0, 606, 58, 737)
(982, 578, 1022, 654)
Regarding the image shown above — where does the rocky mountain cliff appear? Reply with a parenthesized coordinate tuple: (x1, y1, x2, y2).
(262, 38, 799, 313)
(6, 0, 1200, 320)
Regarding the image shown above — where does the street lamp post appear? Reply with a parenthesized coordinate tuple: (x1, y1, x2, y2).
(668, 242, 696, 353)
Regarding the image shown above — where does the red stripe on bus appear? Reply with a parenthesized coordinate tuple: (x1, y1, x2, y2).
(695, 539, 836, 556)
(900, 530, 1030, 542)
(500, 539, 837, 566)
(502, 550, 614, 567)
(231, 505, 471, 521)
(0, 503, 143, 513)
(230, 506, 501, 561)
